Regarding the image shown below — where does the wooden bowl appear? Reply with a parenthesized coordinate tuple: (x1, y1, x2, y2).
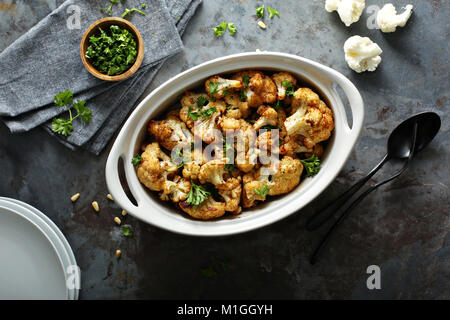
(80, 17, 144, 82)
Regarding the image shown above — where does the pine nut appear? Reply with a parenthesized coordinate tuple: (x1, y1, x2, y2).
(92, 201, 99, 212)
(107, 194, 114, 201)
(114, 217, 121, 225)
(258, 21, 266, 29)
(71, 193, 80, 202)
(116, 250, 122, 259)
(121, 209, 127, 216)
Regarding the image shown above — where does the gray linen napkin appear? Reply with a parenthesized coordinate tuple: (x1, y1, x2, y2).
(0, 0, 201, 155)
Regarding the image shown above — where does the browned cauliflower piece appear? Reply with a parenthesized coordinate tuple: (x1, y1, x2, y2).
(179, 196, 226, 220)
(148, 110, 193, 151)
(137, 142, 179, 192)
(182, 147, 205, 181)
(224, 93, 251, 119)
(217, 177, 242, 213)
(198, 158, 228, 186)
(242, 174, 267, 208)
(304, 144, 324, 159)
(280, 135, 312, 157)
(180, 91, 210, 128)
(284, 88, 334, 149)
(235, 120, 259, 173)
(160, 176, 191, 202)
(231, 71, 277, 107)
(253, 105, 278, 130)
(205, 75, 242, 99)
(271, 72, 298, 101)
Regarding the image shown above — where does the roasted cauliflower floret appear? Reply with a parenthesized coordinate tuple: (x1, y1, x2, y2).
(160, 176, 191, 202)
(284, 88, 334, 149)
(137, 142, 179, 192)
(257, 131, 280, 154)
(242, 175, 268, 208)
(180, 91, 210, 128)
(224, 93, 251, 119)
(280, 135, 312, 157)
(148, 110, 193, 151)
(235, 122, 259, 173)
(181, 147, 205, 181)
(198, 158, 228, 186)
(272, 72, 298, 101)
(179, 196, 226, 220)
(232, 71, 277, 107)
(217, 177, 242, 213)
(205, 75, 242, 99)
(253, 106, 278, 130)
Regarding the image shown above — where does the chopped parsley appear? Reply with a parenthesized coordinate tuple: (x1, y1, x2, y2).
(254, 185, 269, 197)
(85, 25, 137, 76)
(209, 81, 219, 94)
(141, 3, 146, 9)
(282, 80, 295, 96)
(300, 154, 321, 177)
(267, 6, 280, 18)
(196, 96, 209, 108)
(122, 7, 147, 19)
(186, 181, 211, 206)
(132, 154, 143, 166)
(187, 107, 199, 121)
(228, 23, 237, 36)
(273, 100, 283, 110)
(188, 106, 217, 121)
(261, 125, 280, 130)
(256, 5, 264, 18)
(243, 74, 250, 87)
(102, 0, 120, 16)
(239, 90, 247, 102)
(121, 226, 132, 237)
(213, 22, 228, 37)
(224, 164, 236, 171)
(51, 90, 92, 137)
(201, 107, 217, 118)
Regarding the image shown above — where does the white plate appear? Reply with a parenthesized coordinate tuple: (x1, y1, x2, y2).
(0, 199, 79, 300)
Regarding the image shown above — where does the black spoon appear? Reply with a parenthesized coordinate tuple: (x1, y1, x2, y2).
(307, 112, 442, 231)
(308, 112, 441, 265)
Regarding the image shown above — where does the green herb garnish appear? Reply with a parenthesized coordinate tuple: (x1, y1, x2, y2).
(273, 100, 282, 110)
(267, 6, 280, 18)
(201, 107, 217, 118)
(224, 164, 235, 171)
(301, 154, 321, 177)
(141, 3, 146, 9)
(186, 181, 211, 206)
(256, 5, 264, 18)
(51, 90, 91, 137)
(213, 22, 228, 37)
(196, 96, 209, 108)
(239, 90, 246, 102)
(254, 185, 269, 197)
(102, 0, 119, 16)
(209, 82, 219, 94)
(282, 80, 295, 96)
(85, 25, 137, 76)
(122, 7, 147, 18)
(188, 106, 199, 121)
(132, 154, 143, 166)
(200, 266, 217, 278)
(261, 125, 280, 130)
(228, 23, 237, 36)
(121, 226, 133, 237)
(242, 74, 250, 87)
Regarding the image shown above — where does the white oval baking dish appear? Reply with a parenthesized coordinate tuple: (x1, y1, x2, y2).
(105, 52, 364, 236)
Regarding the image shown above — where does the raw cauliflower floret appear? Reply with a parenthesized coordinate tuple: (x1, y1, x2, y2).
(232, 71, 277, 107)
(198, 158, 228, 186)
(217, 177, 242, 213)
(325, 0, 365, 27)
(284, 88, 334, 149)
(205, 75, 242, 99)
(160, 176, 191, 203)
(344, 35, 382, 73)
(179, 196, 226, 220)
(137, 142, 179, 192)
(377, 4, 413, 33)
(253, 106, 278, 130)
(224, 93, 251, 119)
(148, 110, 193, 151)
(272, 72, 298, 101)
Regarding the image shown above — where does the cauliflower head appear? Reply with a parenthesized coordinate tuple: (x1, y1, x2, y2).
(198, 158, 228, 186)
(205, 75, 242, 99)
(253, 106, 278, 130)
(224, 93, 251, 119)
(179, 196, 226, 220)
(148, 110, 193, 151)
(325, 0, 365, 27)
(217, 177, 242, 213)
(137, 142, 179, 192)
(344, 35, 382, 73)
(232, 70, 277, 107)
(377, 4, 413, 33)
(272, 72, 298, 101)
(180, 91, 210, 128)
(284, 88, 334, 149)
(160, 176, 191, 203)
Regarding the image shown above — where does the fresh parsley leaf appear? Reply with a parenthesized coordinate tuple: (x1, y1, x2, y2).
(256, 5, 264, 18)
(122, 7, 147, 18)
(224, 164, 235, 171)
(141, 3, 147, 9)
(186, 181, 211, 206)
(73, 100, 92, 123)
(52, 118, 73, 136)
(201, 107, 217, 118)
(273, 100, 283, 110)
(228, 23, 237, 36)
(209, 82, 219, 94)
(213, 22, 228, 37)
(282, 80, 295, 96)
(261, 125, 280, 130)
(242, 74, 250, 87)
(102, 0, 119, 16)
(254, 185, 269, 197)
(121, 226, 133, 237)
(54, 90, 73, 107)
(267, 6, 280, 18)
(132, 154, 143, 167)
(300, 154, 321, 177)
(188, 106, 199, 121)
(239, 90, 246, 102)
(196, 96, 209, 108)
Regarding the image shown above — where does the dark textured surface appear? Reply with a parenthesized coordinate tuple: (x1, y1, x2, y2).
(0, 0, 448, 299)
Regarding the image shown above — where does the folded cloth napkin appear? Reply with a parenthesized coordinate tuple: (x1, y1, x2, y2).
(0, 0, 201, 155)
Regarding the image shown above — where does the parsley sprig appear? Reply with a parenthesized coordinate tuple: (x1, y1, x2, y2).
(256, 5, 264, 18)
(213, 22, 237, 37)
(267, 6, 280, 18)
(122, 7, 147, 19)
(132, 154, 143, 167)
(254, 185, 270, 197)
(301, 154, 321, 177)
(51, 90, 92, 137)
(282, 80, 295, 96)
(186, 181, 211, 206)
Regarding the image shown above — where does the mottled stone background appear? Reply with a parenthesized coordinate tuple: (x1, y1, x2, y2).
(0, 0, 448, 299)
